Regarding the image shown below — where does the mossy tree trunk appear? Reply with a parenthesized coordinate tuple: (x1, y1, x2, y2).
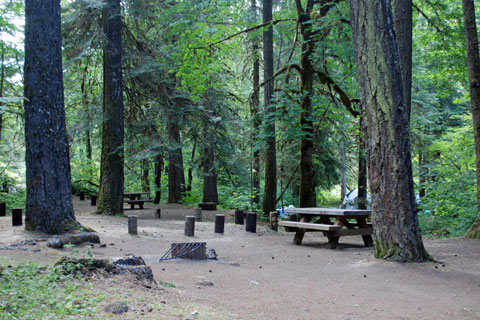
(349, 0, 428, 261)
(24, 0, 80, 234)
(250, 0, 261, 207)
(97, 0, 124, 216)
(261, 0, 277, 215)
(462, 0, 480, 239)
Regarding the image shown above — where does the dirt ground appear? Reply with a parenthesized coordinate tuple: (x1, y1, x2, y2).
(1, 197, 480, 320)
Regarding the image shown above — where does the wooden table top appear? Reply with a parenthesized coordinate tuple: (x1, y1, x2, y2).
(285, 207, 371, 216)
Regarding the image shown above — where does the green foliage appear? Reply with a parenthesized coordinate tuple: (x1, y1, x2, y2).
(0, 262, 103, 319)
(417, 116, 477, 237)
(0, 189, 25, 213)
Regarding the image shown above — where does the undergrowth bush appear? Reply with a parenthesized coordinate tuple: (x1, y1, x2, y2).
(0, 262, 103, 319)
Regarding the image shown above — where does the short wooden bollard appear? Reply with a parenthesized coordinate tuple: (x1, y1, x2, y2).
(185, 216, 195, 237)
(128, 215, 138, 235)
(215, 214, 225, 234)
(269, 211, 279, 232)
(245, 212, 257, 233)
(234, 210, 244, 225)
(195, 207, 202, 222)
(0, 202, 6, 217)
(12, 208, 22, 226)
(90, 195, 97, 206)
(79, 191, 85, 200)
(156, 208, 161, 219)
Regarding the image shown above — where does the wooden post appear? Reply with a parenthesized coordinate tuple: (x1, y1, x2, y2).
(269, 211, 279, 232)
(195, 207, 202, 222)
(234, 210, 244, 225)
(215, 214, 225, 234)
(128, 215, 138, 235)
(79, 191, 85, 200)
(90, 195, 97, 206)
(185, 216, 195, 237)
(245, 212, 257, 233)
(156, 208, 161, 219)
(0, 202, 5, 217)
(12, 208, 22, 226)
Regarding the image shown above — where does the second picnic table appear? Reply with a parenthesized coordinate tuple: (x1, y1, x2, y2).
(123, 192, 152, 209)
(279, 207, 374, 249)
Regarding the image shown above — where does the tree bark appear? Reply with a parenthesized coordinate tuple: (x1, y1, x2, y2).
(349, 0, 428, 261)
(97, 0, 124, 215)
(393, 0, 413, 120)
(462, 0, 480, 239)
(250, 0, 261, 207)
(167, 115, 186, 203)
(261, 0, 277, 214)
(24, 0, 80, 233)
(187, 140, 196, 193)
(154, 154, 163, 204)
(357, 114, 368, 210)
(202, 92, 218, 204)
(141, 159, 150, 193)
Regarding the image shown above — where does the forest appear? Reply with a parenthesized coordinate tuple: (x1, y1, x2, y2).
(0, 0, 479, 242)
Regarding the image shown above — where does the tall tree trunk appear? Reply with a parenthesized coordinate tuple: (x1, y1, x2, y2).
(167, 116, 186, 203)
(262, 0, 277, 214)
(250, 0, 261, 206)
(349, 0, 428, 262)
(202, 93, 218, 204)
(187, 140, 196, 193)
(154, 154, 163, 204)
(340, 140, 346, 208)
(393, 0, 413, 120)
(97, 0, 124, 215)
(141, 159, 150, 193)
(462, 0, 480, 239)
(418, 152, 427, 198)
(24, 0, 79, 233)
(357, 114, 367, 210)
(81, 62, 93, 180)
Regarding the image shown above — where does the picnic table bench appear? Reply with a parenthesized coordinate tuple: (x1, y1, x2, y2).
(123, 192, 152, 209)
(278, 207, 373, 249)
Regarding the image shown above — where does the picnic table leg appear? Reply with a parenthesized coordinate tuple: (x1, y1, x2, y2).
(293, 216, 309, 245)
(130, 203, 135, 209)
(139, 202, 144, 209)
(326, 217, 345, 249)
(357, 217, 374, 247)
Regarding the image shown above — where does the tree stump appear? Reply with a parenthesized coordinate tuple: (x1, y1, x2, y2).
(245, 212, 257, 233)
(234, 210, 244, 225)
(156, 208, 161, 219)
(269, 211, 279, 232)
(185, 216, 195, 237)
(215, 214, 225, 234)
(12, 208, 22, 226)
(0, 202, 5, 217)
(90, 195, 97, 206)
(195, 207, 202, 222)
(128, 216, 138, 235)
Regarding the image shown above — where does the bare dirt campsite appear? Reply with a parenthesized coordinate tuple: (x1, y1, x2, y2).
(1, 198, 479, 320)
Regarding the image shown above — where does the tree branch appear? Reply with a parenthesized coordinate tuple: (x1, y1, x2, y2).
(194, 19, 296, 50)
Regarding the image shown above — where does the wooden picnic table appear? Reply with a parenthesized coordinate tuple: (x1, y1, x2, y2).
(123, 192, 152, 209)
(279, 207, 374, 249)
